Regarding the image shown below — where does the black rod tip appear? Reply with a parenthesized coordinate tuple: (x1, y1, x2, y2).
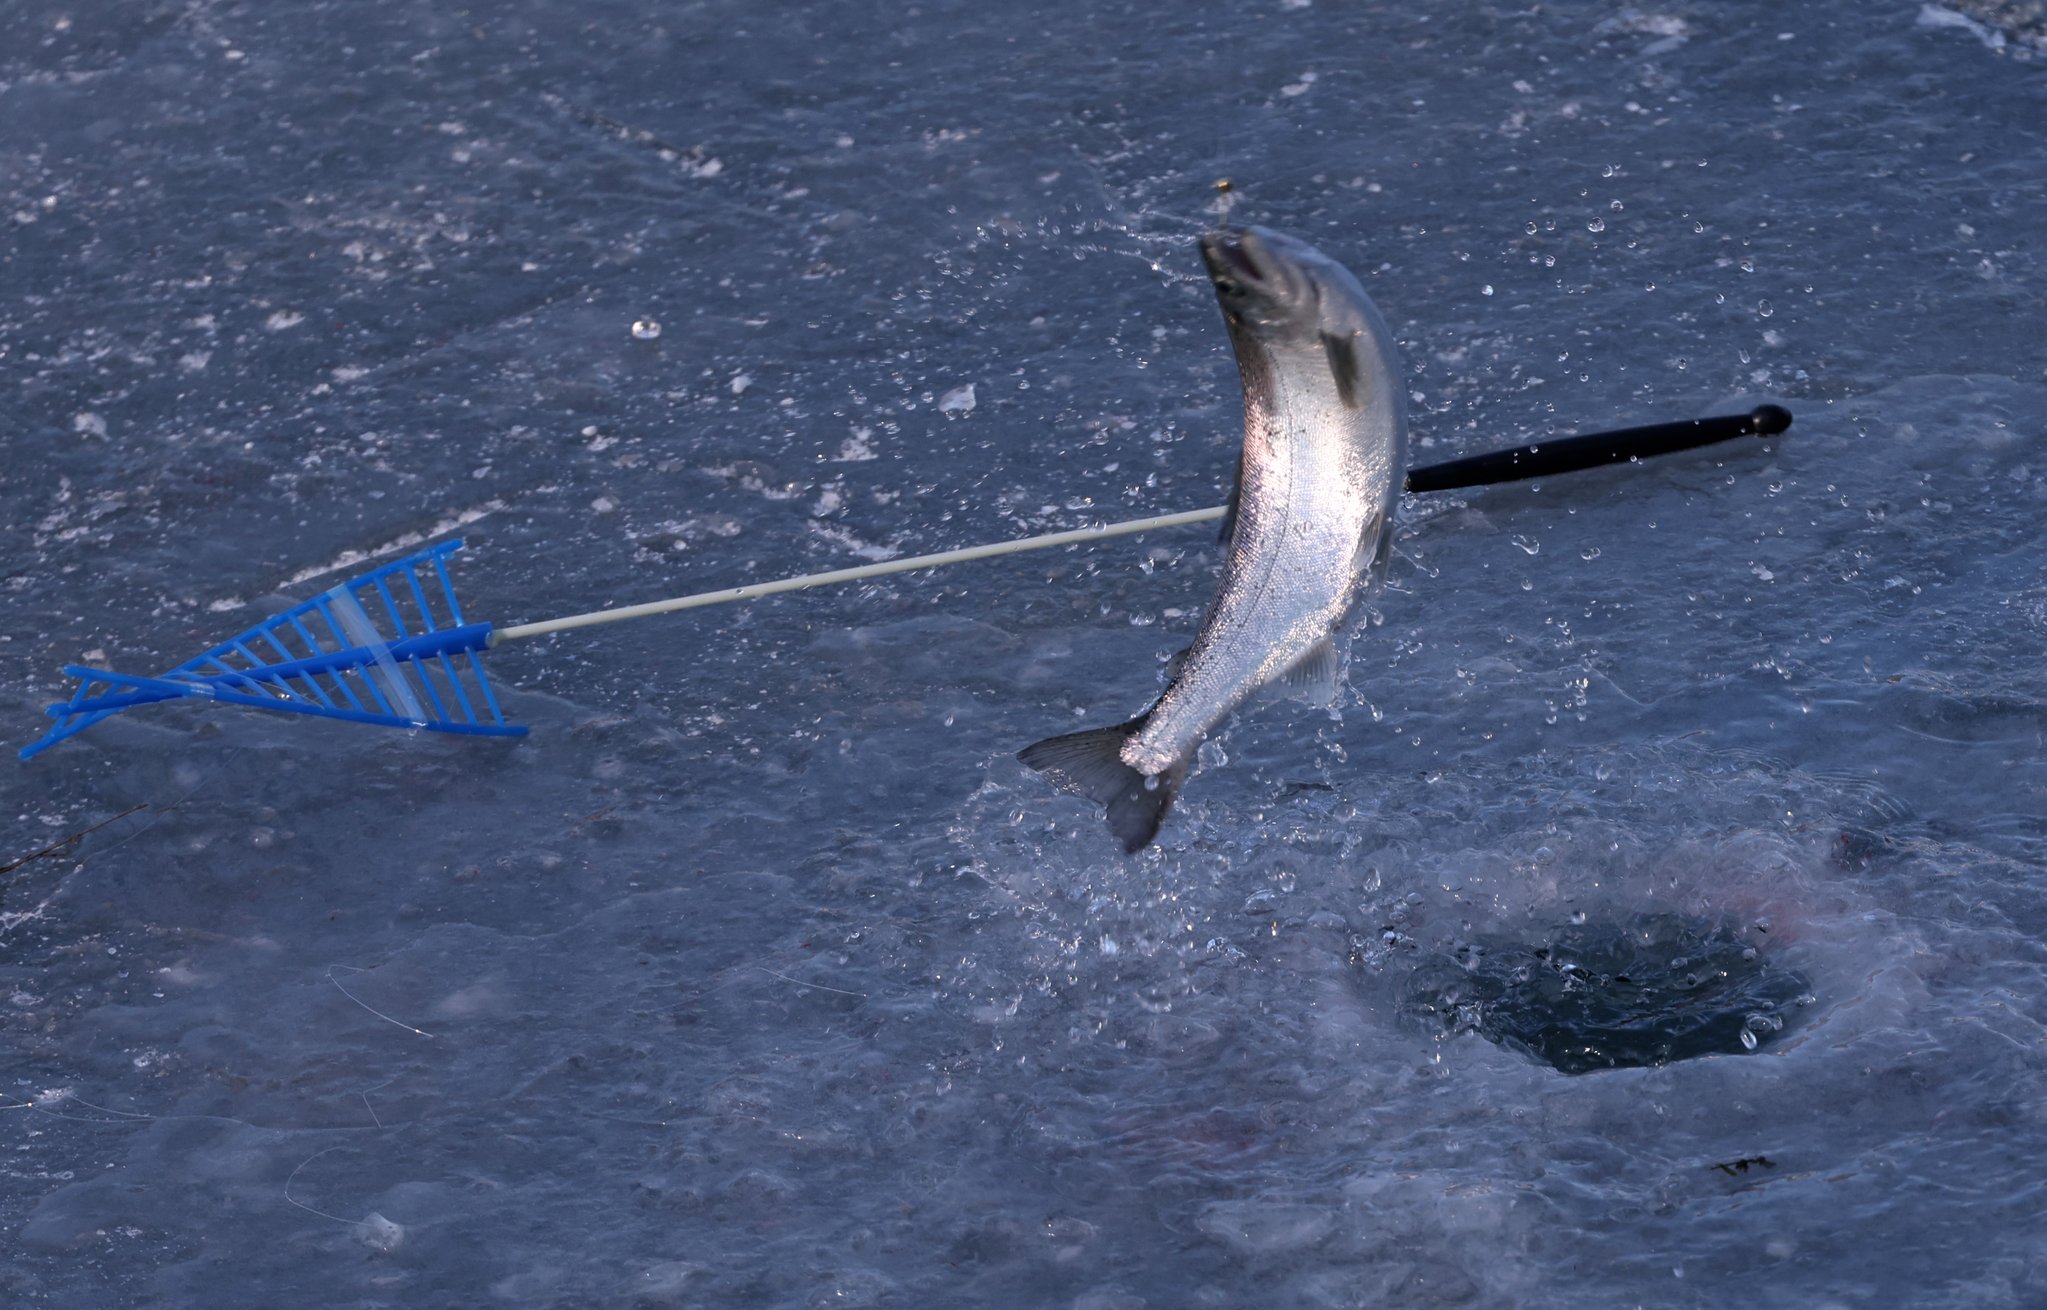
(1748, 403, 1793, 437)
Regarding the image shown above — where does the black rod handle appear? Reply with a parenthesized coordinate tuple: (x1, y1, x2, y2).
(1404, 404, 1792, 495)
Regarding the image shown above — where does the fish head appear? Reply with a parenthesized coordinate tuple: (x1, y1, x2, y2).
(1200, 225, 1372, 340)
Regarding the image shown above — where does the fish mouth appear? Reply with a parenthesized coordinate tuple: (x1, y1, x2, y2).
(1200, 227, 1267, 290)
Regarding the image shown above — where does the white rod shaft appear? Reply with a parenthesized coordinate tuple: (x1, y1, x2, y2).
(494, 504, 1226, 642)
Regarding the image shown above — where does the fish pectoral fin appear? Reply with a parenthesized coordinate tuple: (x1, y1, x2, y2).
(1016, 713, 1185, 854)
(1271, 637, 1341, 707)
(1356, 511, 1392, 584)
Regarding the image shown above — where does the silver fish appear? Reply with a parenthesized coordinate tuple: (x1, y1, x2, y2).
(1018, 225, 1408, 852)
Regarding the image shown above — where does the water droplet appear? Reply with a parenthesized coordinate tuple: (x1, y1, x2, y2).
(631, 318, 662, 340)
(1757, 299, 1774, 318)
(1609, 199, 1624, 211)
(1587, 217, 1606, 233)
(1739, 1026, 1758, 1051)
(1580, 546, 1601, 561)
(1739, 259, 1754, 273)
(1674, 356, 1688, 370)
(1525, 220, 1539, 235)
(1481, 284, 1494, 296)
(1511, 534, 1540, 555)
(1693, 220, 1705, 234)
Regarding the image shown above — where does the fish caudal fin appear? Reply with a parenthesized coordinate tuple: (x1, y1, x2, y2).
(1016, 715, 1185, 854)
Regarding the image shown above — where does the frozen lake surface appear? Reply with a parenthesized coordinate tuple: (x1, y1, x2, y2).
(5, 2, 2047, 1305)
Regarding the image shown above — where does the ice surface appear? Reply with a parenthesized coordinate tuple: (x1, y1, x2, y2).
(6, 2, 2047, 1307)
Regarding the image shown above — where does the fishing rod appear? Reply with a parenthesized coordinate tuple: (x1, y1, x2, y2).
(20, 404, 1788, 759)
(1404, 403, 1789, 493)
(500, 404, 1790, 639)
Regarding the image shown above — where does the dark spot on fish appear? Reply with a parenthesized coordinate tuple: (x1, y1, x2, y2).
(1322, 330, 1361, 409)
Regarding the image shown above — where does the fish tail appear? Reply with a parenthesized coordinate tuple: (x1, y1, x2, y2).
(1017, 712, 1186, 854)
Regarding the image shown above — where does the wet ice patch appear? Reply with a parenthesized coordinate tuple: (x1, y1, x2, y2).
(279, 502, 507, 587)
(355, 1211, 404, 1253)
(809, 521, 898, 561)
(937, 382, 977, 417)
(1918, 3, 2008, 49)
(835, 426, 879, 461)
(1195, 1199, 1336, 1255)
(1593, 9, 1691, 40)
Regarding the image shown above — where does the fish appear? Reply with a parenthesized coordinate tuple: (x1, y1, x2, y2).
(1017, 225, 1408, 853)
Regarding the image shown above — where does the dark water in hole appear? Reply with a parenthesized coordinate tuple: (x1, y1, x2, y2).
(1401, 913, 1814, 1074)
